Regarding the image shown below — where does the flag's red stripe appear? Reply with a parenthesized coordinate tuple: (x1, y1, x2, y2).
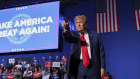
(112, 0, 115, 31)
(106, 13, 108, 32)
(134, 10, 138, 30)
(99, 14, 101, 33)
(137, 10, 140, 30)
(109, 0, 112, 32)
(102, 13, 104, 33)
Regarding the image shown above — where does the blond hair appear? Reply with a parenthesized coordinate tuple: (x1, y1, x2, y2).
(74, 15, 87, 24)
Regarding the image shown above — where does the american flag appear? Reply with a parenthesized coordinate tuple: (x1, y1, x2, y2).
(134, 0, 140, 31)
(95, 0, 119, 33)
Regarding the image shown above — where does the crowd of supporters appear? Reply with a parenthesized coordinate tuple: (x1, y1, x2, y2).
(0, 56, 69, 79)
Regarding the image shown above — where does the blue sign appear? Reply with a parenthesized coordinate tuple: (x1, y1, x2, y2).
(0, 1, 60, 53)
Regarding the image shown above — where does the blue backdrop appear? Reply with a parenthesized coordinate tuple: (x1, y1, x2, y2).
(0, 0, 140, 79)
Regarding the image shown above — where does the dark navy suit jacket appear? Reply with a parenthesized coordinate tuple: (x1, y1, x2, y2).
(63, 30, 106, 79)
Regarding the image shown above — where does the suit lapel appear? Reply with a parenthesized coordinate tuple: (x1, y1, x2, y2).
(87, 31, 94, 54)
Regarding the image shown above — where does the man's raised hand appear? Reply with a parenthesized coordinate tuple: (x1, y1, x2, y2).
(62, 17, 69, 31)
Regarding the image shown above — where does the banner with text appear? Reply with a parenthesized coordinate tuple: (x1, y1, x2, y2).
(0, 1, 60, 53)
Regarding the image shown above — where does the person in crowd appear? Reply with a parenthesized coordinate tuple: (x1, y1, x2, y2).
(0, 68, 4, 75)
(23, 67, 32, 79)
(42, 67, 51, 79)
(59, 65, 68, 79)
(38, 66, 42, 72)
(52, 68, 59, 79)
(33, 67, 42, 79)
(14, 68, 23, 79)
(2, 68, 8, 79)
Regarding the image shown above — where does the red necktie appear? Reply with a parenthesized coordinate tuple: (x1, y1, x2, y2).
(81, 33, 89, 67)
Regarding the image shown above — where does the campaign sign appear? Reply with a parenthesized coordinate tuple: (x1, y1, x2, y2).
(0, 1, 60, 53)
(7, 74, 15, 79)
(33, 72, 41, 78)
(15, 64, 22, 68)
(45, 62, 52, 67)
(42, 75, 50, 79)
(53, 62, 60, 67)
(62, 56, 69, 62)
(9, 58, 15, 64)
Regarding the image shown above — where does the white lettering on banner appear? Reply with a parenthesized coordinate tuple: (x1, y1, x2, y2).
(12, 48, 24, 51)
(14, 16, 53, 27)
(0, 21, 12, 29)
(0, 16, 53, 38)
(53, 62, 60, 67)
(47, 16, 53, 23)
(19, 25, 50, 35)
(0, 16, 53, 29)
(0, 29, 17, 37)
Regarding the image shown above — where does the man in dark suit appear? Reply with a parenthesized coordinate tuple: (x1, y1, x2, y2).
(62, 15, 106, 79)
